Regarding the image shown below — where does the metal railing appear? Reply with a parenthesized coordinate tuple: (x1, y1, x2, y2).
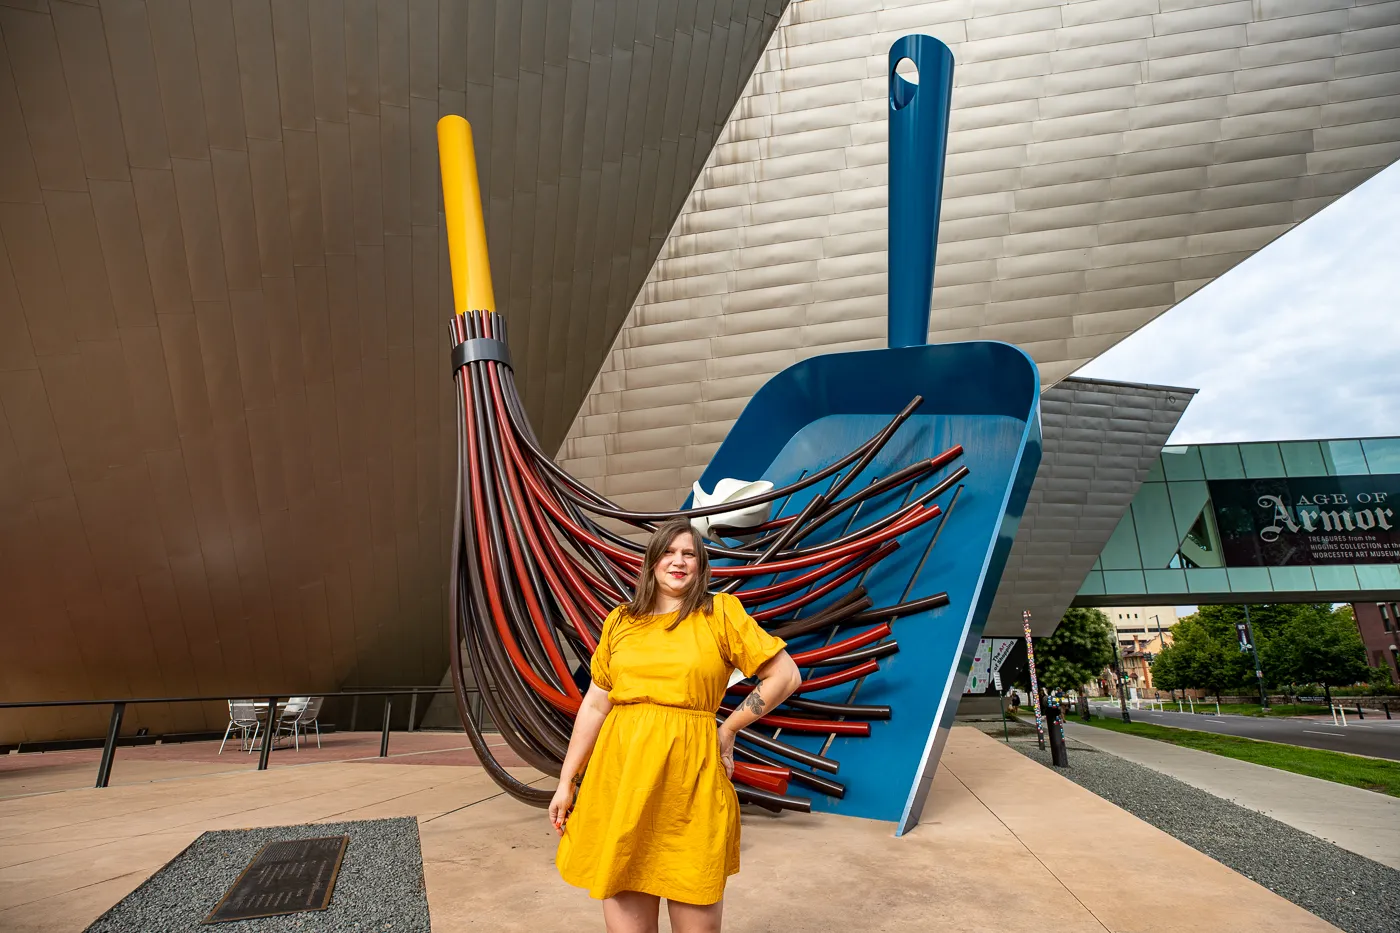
(0, 687, 467, 788)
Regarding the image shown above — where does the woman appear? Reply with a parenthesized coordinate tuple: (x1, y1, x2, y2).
(551, 517, 802, 933)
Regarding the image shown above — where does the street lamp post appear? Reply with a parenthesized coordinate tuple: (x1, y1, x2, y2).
(1150, 614, 1175, 703)
(1241, 604, 1269, 711)
(1112, 636, 1131, 723)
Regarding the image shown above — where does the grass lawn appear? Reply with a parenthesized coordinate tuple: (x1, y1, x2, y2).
(1091, 700, 1336, 718)
(1184, 702, 1333, 718)
(1064, 714, 1400, 798)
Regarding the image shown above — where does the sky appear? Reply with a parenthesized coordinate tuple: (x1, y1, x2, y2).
(1076, 161, 1400, 446)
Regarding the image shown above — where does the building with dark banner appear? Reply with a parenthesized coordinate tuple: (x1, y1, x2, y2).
(1073, 437, 1400, 609)
(3, 0, 1400, 745)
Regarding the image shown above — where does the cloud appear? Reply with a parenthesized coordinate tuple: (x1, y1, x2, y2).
(1077, 161, 1400, 445)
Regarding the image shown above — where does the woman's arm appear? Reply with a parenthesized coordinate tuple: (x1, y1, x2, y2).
(549, 681, 613, 833)
(716, 650, 802, 774)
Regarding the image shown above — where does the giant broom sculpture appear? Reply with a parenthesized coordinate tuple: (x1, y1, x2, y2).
(441, 35, 1041, 832)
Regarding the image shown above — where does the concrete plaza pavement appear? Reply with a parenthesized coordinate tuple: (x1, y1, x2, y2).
(0, 727, 1338, 932)
(0, 731, 530, 799)
(1088, 703, 1400, 761)
(1064, 720, 1400, 871)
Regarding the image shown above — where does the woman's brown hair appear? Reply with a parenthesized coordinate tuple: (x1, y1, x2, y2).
(622, 517, 714, 629)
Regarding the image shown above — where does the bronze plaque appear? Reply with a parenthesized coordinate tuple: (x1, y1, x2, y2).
(204, 835, 349, 923)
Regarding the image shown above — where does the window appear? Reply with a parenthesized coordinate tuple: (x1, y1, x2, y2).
(1382, 604, 1393, 634)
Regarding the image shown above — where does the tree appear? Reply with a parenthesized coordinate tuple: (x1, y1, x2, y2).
(1155, 604, 1371, 705)
(1031, 608, 1117, 694)
(1367, 666, 1396, 689)
(1148, 615, 1246, 701)
(1148, 643, 1184, 693)
(1268, 605, 1369, 706)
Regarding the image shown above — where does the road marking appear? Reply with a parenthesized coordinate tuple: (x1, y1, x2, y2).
(1205, 718, 1225, 723)
(1302, 730, 1346, 737)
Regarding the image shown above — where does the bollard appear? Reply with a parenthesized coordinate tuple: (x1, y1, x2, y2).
(1047, 705, 1069, 767)
(1356, 704, 1364, 721)
(1385, 703, 1392, 720)
(95, 702, 126, 788)
(257, 696, 278, 771)
(380, 696, 393, 757)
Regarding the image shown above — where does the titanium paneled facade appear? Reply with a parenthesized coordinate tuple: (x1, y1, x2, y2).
(0, 0, 787, 743)
(986, 376, 1193, 637)
(560, 0, 1400, 515)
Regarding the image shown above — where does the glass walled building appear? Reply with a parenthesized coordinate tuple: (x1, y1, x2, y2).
(1077, 438, 1400, 605)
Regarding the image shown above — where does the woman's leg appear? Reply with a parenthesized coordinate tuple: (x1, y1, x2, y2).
(667, 897, 723, 933)
(602, 891, 661, 933)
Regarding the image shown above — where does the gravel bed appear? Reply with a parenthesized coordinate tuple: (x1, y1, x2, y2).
(1014, 740, 1400, 933)
(85, 817, 428, 933)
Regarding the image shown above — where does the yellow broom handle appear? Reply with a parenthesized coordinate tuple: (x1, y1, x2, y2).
(437, 115, 496, 315)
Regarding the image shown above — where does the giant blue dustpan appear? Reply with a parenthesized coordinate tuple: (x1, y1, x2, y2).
(691, 36, 1042, 835)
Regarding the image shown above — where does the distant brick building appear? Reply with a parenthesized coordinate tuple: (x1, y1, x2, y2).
(1352, 603, 1400, 685)
(1087, 607, 1179, 698)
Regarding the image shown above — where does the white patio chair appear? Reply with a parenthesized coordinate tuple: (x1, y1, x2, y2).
(289, 697, 324, 748)
(274, 697, 310, 750)
(219, 700, 260, 754)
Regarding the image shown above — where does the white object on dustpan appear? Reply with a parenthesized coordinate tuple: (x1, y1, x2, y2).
(692, 478, 774, 693)
(689, 477, 774, 542)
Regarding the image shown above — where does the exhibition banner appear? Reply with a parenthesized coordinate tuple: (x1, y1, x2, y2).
(1209, 474, 1400, 566)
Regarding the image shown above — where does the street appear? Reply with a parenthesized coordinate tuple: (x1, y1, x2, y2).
(1087, 703, 1400, 762)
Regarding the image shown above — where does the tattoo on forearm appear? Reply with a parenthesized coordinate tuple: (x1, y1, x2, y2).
(740, 680, 767, 716)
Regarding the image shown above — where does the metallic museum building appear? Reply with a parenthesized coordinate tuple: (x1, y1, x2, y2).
(2, 0, 1399, 742)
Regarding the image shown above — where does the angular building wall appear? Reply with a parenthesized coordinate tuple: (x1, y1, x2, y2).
(0, 0, 787, 742)
(987, 376, 1192, 637)
(560, 0, 1400, 514)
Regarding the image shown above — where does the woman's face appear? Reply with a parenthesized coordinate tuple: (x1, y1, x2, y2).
(654, 531, 698, 601)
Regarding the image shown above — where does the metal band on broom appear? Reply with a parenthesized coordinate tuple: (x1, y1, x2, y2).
(1023, 610, 1045, 750)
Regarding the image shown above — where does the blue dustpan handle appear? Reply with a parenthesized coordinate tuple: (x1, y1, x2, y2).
(888, 35, 954, 349)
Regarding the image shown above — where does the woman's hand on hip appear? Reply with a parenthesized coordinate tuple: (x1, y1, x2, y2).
(549, 781, 575, 835)
(717, 724, 736, 779)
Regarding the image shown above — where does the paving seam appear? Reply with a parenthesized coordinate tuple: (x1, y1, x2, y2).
(940, 764, 1113, 933)
(0, 770, 485, 903)
(0, 762, 499, 845)
(419, 775, 553, 824)
(0, 770, 424, 845)
(0, 738, 514, 803)
(0, 769, 497, 882)
(311, 773, 505, 824)
(0, 868, 147, 915)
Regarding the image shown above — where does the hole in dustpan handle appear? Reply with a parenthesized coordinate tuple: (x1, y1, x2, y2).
(891, 58, 918, 110)
(887, 36, 955, 350)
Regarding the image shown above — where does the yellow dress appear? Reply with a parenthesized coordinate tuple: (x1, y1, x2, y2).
(555, 591, 786, 904)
